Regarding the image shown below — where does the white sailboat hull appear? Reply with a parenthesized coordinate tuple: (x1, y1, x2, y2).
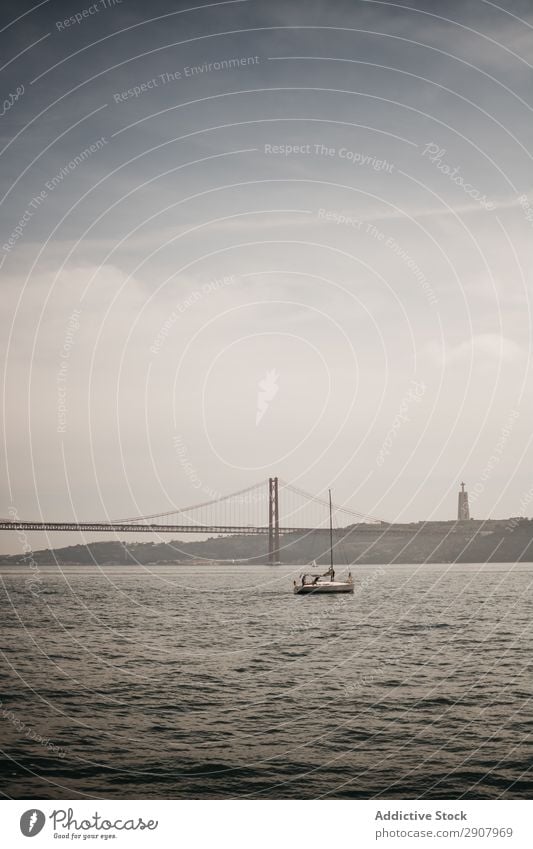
(293, 581, 354, 595)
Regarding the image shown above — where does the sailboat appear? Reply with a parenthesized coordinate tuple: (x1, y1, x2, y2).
(293, 490, 354, 594)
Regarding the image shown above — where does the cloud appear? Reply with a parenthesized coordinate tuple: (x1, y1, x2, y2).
(429, 333, 522, 366)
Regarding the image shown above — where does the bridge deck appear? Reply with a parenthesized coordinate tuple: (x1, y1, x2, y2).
(0, 522, 318, 535)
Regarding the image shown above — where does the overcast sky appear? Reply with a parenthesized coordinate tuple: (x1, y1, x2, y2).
(1, 0, 532, 553)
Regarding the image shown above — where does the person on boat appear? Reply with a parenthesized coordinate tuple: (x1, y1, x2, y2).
(330, 567, 335, 582)
(312, 575, 320, 585)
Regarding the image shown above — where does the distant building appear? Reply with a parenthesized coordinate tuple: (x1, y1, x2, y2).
(458, 481, 470, 520)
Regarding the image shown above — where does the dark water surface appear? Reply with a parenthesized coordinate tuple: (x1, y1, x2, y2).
(0, 562, 531, 799)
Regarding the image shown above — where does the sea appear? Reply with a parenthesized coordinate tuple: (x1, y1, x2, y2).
(0, 562, 531, 799)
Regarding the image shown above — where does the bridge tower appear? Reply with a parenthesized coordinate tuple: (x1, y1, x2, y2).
(268, 476, 280, 564)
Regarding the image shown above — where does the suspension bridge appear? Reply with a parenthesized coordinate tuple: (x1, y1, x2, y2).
(0, 478, 383, 563)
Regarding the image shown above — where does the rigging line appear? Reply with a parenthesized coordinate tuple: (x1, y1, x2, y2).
(111, 480, 265, 524)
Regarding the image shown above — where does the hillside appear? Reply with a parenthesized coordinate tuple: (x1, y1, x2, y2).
(2, 518, 533, 565)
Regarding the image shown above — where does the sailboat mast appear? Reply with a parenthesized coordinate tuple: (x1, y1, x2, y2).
(329, 489, 334, 571)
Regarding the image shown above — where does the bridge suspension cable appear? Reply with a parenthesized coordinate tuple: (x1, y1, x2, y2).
(111, 480, 266, 525)
(279, 480, 383, 524)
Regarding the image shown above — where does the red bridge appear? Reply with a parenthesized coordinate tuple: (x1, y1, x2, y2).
(0, 477, 383, 564)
